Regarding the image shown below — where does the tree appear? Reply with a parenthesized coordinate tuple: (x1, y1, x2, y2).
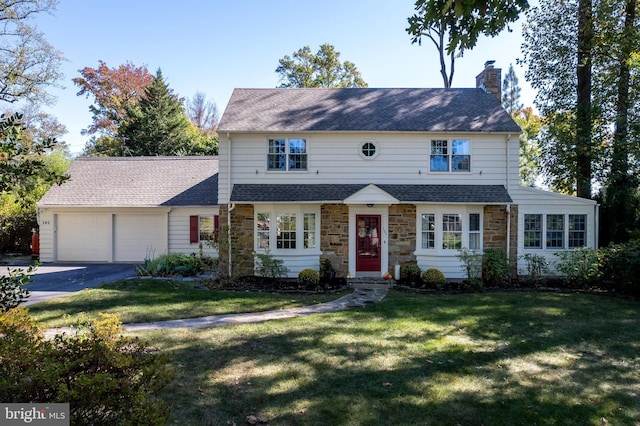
(0, 0, 64, 105)
(501, 64, 523, 114)
(276, 44, 367, 88)
(73, 61, 154, 138)
(185, 91, 219, 136)
(118, 69, 193, 156)
(513, 107, 543, 187)
(407, 0, 529, 87)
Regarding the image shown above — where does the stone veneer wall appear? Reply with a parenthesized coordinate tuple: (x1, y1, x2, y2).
(218, 204, 255, 277)
(483, 204, 518, 272)
(320, 204, 349, 275)
(388, 204, 417, 268)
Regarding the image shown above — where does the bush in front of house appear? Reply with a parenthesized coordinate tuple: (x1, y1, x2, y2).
(0, 308, 173, 425)
(482, 248, 510, 287)
(421, 268, 446, 289)
(401, 264, 422, 286)
(137, 251, 217, 277)
(554, 247, 603, 288)
(298, 269, 320, 289)
(600, 239, 640, 295)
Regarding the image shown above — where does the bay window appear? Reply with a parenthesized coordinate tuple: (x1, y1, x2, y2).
(255, 206, 319, 252)
(418, 208, 482, 252)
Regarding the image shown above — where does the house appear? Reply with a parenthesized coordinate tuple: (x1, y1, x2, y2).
(37, 156, 219, 263)
(216, 62, 598, 279)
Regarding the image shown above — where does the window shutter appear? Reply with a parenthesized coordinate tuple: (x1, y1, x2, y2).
(189, 216, 199, 243)
(214, 215, 219, 242)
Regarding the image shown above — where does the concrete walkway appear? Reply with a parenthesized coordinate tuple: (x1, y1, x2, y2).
(43, 282, 390, 338)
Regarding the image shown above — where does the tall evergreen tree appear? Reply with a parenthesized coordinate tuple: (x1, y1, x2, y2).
(118, 69, 192, 156)
(501, 64, 523, 114)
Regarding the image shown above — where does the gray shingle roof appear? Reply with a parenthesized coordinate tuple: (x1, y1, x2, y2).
(38, 156, 219, 207)
(218, 88, 522, 133)
(230, 184, 512, 204)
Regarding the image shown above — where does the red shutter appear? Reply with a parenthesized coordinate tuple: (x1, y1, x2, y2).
(214, 215, 219, 242)
(189, 215, 199, 243)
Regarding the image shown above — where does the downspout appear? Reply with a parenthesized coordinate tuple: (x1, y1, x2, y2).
(505, 134, 512, 264)
(226, 132, 234, 277)
(595, 203, 600, 248)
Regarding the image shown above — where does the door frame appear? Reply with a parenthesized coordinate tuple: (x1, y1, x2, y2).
(348, 205, 389, 278)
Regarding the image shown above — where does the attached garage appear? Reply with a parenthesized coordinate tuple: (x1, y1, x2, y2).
(56, 212, 111, 262)
(37, 156, 219, 263)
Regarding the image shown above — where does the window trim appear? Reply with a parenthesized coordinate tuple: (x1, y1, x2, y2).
(254, 205, 320, 254)
(429, 139, 471, 173)
(523, 213, 588, 251)
(359, 140, 379, 159)
(417, 206, 483, 254)
(266, 137, 308, 172)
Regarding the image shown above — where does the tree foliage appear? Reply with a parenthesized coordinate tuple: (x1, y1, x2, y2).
(0, 0, 64, 104)
(276, 44, 367, 88)
(512, 107, 542, 187)
(73, 60, 154, 137)
(407, 0, 529, 87)
(501, 64, 523, 114)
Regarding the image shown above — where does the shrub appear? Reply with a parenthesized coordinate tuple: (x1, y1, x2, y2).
(601, 239, 640, 295)
(482, 248, 510, 287)
(554, 247, 603, 288)
(520, 253, 549, 285)
(298, 269, 320, 289)
(421, 268, 446, 289)
(457, 248, 482, 287)
(255, 251, 289, 279)
(0, 265, 34, 312)
(401, 264, 421, 285)
(137, 252, 216, 277)
(0, 309, 173, 425)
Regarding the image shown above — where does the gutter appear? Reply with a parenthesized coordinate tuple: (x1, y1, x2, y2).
(226, 132, 234, 277)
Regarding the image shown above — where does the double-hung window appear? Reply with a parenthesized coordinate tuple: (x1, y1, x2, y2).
(430, 139, 471, 172)
(419, 209, 481, 252)
(268, 138, 307, 171)
(190, 215, 218, 243)
(255, 207, 319, 252)
(523, 213, 587, 250)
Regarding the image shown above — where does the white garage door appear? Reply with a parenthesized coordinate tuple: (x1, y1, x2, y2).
(114, 214, 166, 262)
(56, 213, 111, 262)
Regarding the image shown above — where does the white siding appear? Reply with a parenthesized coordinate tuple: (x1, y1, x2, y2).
(511, 186, 598, 275)
(37, 209, 55, 263)
(167, 207, 219, 257)
(219, 132, 514, 203)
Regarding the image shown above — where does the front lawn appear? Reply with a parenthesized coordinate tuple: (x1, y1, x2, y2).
(142, 291, 640, 425)
(27, 279, 346, 328)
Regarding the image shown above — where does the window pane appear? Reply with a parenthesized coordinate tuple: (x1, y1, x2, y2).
(199, 216, 214, 241)
(546, 214, 564, 248)
(442, 214, 462, 250)
(304, 213, 316, 249)
(267, 139, 286, 170)
(568, 214, 586, 248)
(469, 213, 480, 250)
(361, 142, 376, 157)
(288, 139, 307, 170)
(277, 213, 296, 249)
(451, 155, 470, 172)
(524, 214, 542, 248)
(421, 213, 435, 249)
(257, 212, 270, 249)
(430, 155, 449, 171)
(431, 140, 448, 155)
(452, 140, 469, 155)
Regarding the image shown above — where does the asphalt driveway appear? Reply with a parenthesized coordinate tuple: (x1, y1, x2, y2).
(1, 263, 137, 305)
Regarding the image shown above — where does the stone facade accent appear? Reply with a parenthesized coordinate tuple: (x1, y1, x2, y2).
(320, 204, 349, 275)
(483, 204, 518, 272)
(218, 204, 255, 277)
(388, 204, 417, 267)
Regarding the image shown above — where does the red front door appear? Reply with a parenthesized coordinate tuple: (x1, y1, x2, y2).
(356, 215, 381, 272)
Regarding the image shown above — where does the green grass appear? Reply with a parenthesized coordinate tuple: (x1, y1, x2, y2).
(27, 279, 346, 328)
(137, 291, 640, 425)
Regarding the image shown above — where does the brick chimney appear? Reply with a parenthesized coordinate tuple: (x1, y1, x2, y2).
(476, 60, 502, 102)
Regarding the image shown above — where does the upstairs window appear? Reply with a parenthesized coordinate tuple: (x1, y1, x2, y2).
(430, 139, 470, 172)
(268, 138, 307, 171)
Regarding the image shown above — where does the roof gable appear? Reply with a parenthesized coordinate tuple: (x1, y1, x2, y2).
(38, 156, 219, 207)
(218, 88, 522, 134)
(344, 184, 399, 205)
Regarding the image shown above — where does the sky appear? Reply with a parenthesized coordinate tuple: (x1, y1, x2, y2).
(33, 1, 536, 155)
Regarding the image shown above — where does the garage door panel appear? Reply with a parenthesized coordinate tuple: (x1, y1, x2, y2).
(114, 214, 166, 262)
(57, 213, 110, 262)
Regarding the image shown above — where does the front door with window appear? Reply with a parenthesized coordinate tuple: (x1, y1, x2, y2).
(356, 215, 381, 272)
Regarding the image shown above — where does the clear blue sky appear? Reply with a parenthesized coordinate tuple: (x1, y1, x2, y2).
(35, 0, 535, 154)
